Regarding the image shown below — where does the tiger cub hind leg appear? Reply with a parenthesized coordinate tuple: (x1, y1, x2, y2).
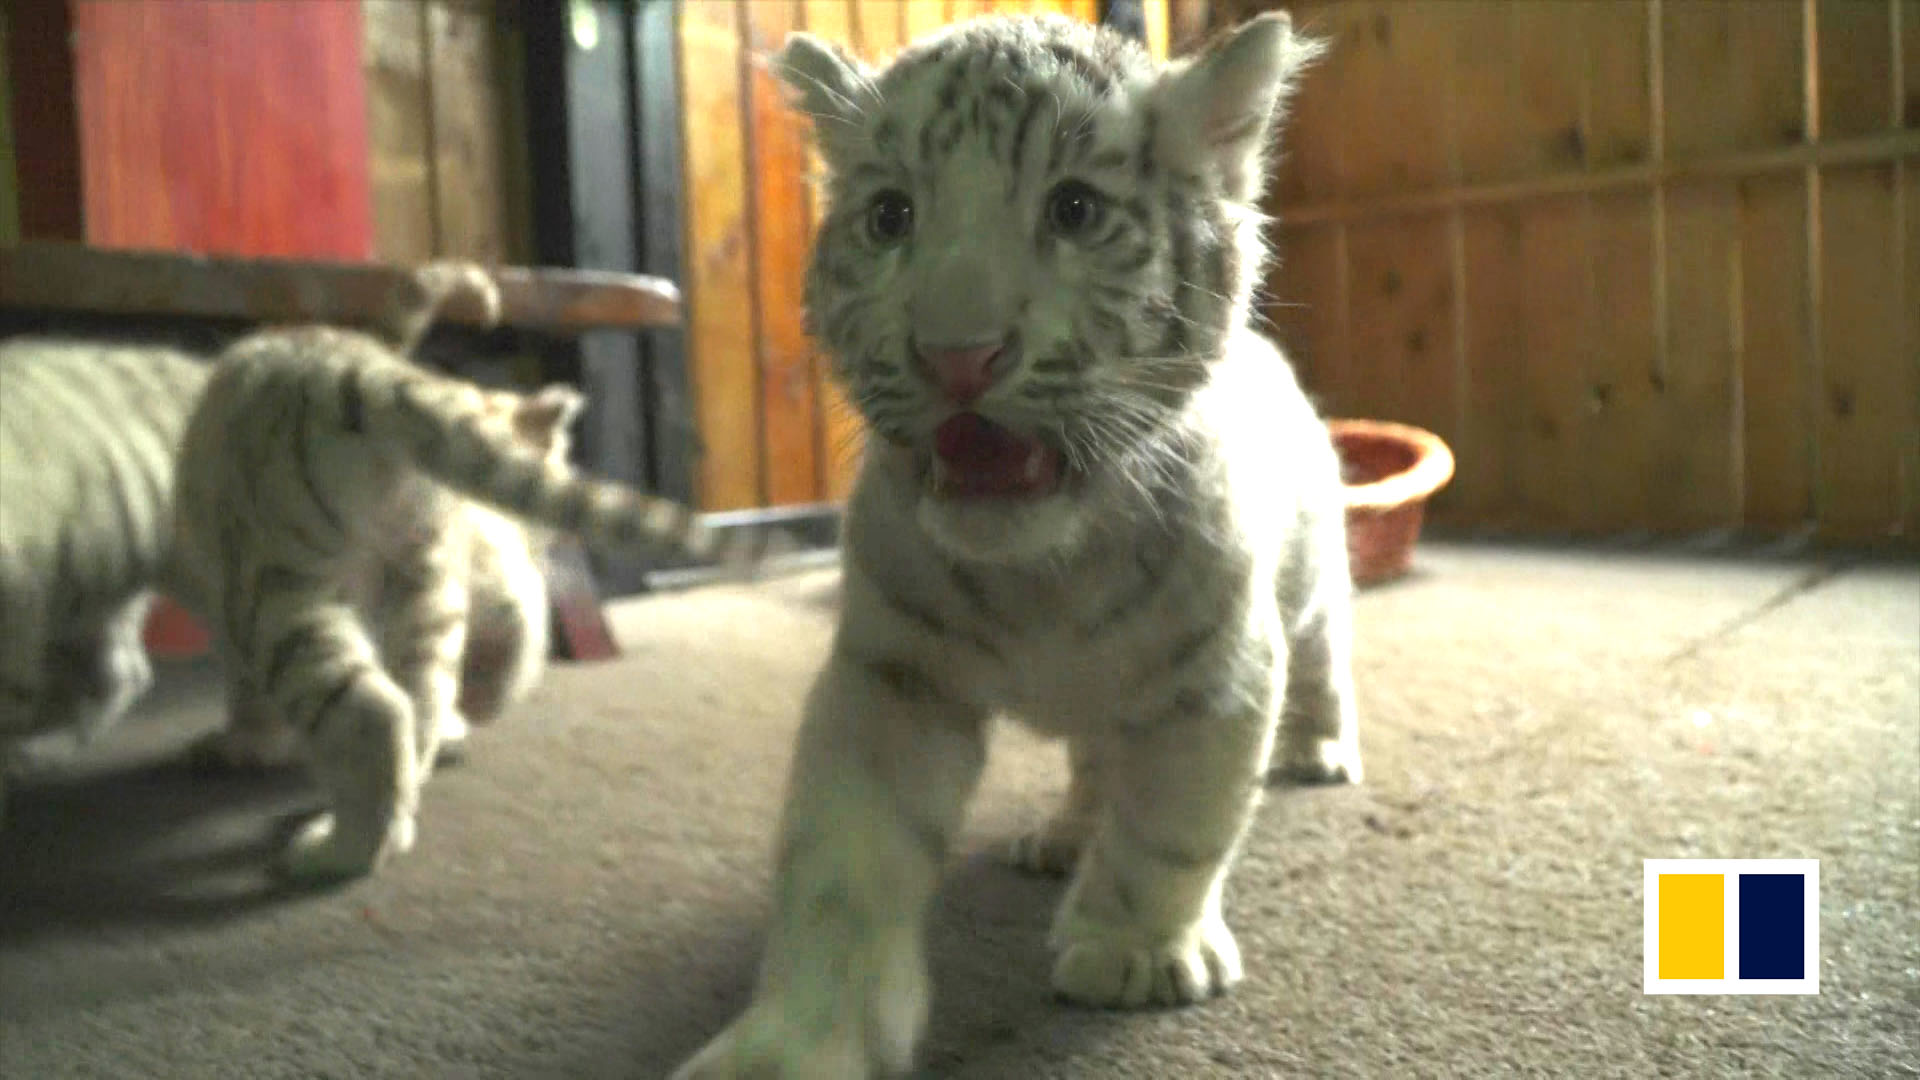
(241, 571, 421, 882)
(374, 532, 475, 784)
(188, 672, 303, 772)
(1008, 736, 1103, 877)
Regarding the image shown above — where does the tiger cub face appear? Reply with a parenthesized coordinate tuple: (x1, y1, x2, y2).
(780, 15, 1322, 563)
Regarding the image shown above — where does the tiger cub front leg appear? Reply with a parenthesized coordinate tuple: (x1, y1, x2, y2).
(672, 650, 990, 1080)
(376, 540, 473, 777)
(1009, 736, 1103, 876)
(1048, 642, 1280, 1009)
(242, 570, 420, 881)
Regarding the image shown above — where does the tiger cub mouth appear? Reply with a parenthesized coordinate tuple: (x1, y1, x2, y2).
(928, 412, 1066, 500)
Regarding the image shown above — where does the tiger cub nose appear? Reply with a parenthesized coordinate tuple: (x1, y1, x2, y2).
(917, 339, 1008, 406)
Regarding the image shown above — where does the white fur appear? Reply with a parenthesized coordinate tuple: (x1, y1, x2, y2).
(676, 14, 1352, 1078)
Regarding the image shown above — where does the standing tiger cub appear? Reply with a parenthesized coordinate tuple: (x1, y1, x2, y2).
(673, 14, 1352, 1079)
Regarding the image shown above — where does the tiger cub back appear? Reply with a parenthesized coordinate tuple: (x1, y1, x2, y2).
(0, 336, 210, 744)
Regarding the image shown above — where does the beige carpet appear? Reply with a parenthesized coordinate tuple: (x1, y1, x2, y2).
(2, 542, 1916, 1079)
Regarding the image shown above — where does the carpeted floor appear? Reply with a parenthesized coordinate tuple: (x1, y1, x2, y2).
(2, 542, 1915, 1079)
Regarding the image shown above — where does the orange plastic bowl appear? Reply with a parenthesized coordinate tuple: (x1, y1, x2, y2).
(1329, 419, 1455, 586)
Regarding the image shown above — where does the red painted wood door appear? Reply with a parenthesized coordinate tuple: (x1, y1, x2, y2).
(69, 0, 374, 257)
(61, 0, 377, 653)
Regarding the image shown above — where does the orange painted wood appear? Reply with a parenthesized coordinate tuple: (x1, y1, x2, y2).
(680, 0, 762, 511)
(746, 0, 823, 508)
(798, 0, 869, 502)
(904, 0, 948, 42)
(69, 0, 374, 258)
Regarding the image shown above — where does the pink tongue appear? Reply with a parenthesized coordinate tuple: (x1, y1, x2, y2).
(933, 413, 1056, 496)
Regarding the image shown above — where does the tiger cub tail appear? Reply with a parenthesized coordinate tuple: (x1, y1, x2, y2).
(339, 347, 795, 574)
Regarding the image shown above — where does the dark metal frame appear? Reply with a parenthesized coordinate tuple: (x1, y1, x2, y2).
(522, 0, 701, 595)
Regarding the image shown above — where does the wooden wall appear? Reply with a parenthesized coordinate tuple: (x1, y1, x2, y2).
(360, 0, 533, 266)
(1247, 0, 1919, 544)
(678, 0, 1167, 511)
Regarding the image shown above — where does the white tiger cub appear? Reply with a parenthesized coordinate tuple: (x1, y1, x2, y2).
(674, 13, 1352, 1079)
(171, 317, 781, 881)
(0, 337, 211, 824)
(193, 498, 553, 772)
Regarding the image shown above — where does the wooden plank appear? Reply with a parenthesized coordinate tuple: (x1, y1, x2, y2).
(4, 0, 82, 240)
(1166, 0, 1209, 56)
(69, 0, 374, 258)
(1342, 215, 1458, 464)
(1582, 0, 1653, 169)
(681, 0, 761, 510)
(1507, 7, 1591, 530)
(746, 0, 823, 507)
(1447, 2, 1522, 186)
(799, 0, 867, 502)
(1576, 7, 1660, 534)
(1335, 2, 1452, 199)
(1142, 0, 1169, 59)
(1818, 0, 1896, 139)
(1906, 0, 1919, 129)
(1455, 207, 1526, 526)
(0, 3, 18, 246)
(1514, 196, 1592, 531)
(1736, 173, 1815, 531)
(1663, 1, 1803, 157)
(1507, 1, 1588, 180)
(1582, 191, 1662, 535)
(852, 0, 904, 61)
(0, 241, 683, 332)
(427, 0, 514, 264)
(1269, 130, 1920, 227)
(904, 0, 948, 42)
(1269, 1, 1347, 210)
(946, 0, 996, 24)
(1655, 181, 1741, 532)
(1044, 0, 1102, 27)
(362, 0, 437, 263)
(1904, 160, 1919, 539)
(1817, 165, 1909, 539)
(1264, 223, 1347, 418)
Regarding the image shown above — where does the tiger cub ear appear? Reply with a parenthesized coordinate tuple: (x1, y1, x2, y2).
(772, 32, 876, 166)
(510, 385, 585, 452)
(1151, 12, 1326, 203)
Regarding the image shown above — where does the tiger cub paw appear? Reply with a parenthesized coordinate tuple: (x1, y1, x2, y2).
(1049, 907, 1243, 1009)
(1007, 814, 1092, 877)
(1270, 733, 1364, 786)
(429, 711, 472, 767)
(276, 811, 416, 883)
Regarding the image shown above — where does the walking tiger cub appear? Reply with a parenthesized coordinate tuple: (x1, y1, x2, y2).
(171, 297, 790, 880)
(673, 13, 1353, 1078)
(0, 337, 210, 826)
